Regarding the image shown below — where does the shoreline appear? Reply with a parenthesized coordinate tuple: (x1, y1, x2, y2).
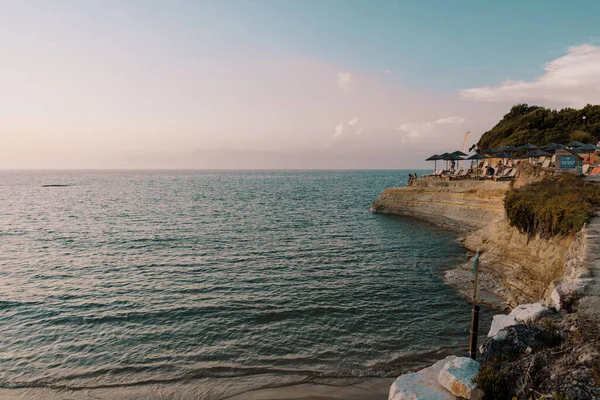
(372, 173, 600, 398)
(0, 377, 394, 400)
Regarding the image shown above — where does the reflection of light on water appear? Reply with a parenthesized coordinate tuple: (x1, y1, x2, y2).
(0, 170, 497, 396)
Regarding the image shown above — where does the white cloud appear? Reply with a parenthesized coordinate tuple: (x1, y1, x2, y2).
(396, 122, 435, 143)
(328, 117, 363, 144)
(334, 122, 344, 138)
(395, 116, 465, 143)
(337, 72, 354, 91)
(436, 116, 465, 124)
(460, 44, 600, 107)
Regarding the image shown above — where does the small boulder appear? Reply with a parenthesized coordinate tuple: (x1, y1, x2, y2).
(437, 357, 483, 400)
(486, 303, 553, 339)
(550, 282, 589, 311)
(487, 314, 517, 338)
(510, 303, 552, 324)
(389, 356, 457, 400)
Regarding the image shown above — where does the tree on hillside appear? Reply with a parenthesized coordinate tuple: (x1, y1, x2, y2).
(477, 104, 600, 150)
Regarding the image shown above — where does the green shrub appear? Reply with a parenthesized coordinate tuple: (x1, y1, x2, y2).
(504, 175, 600, 239)
(473, 363, 510, 400)
(570, 130, 596, 144)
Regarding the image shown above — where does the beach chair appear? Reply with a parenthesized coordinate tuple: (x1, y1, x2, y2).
(582, 164, 591, 175)
(497, 168, 516, 181)
(541, 159, 551, 169)
(449, 169, 468, 180)
(474, 168, 486, 179)
(444, 169, 459, 180)
(492, 168, 510, 181)
(422, 169, 442, 178)
(591, 167, 600, 175)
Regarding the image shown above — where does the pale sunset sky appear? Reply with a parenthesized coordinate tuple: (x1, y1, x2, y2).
(2, 0, 600, 169)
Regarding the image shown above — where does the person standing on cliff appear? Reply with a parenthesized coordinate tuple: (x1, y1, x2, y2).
(407, 173, 413, 185)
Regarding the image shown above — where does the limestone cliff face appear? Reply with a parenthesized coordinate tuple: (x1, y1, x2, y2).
(371, 180, 509, 230)
(371, 177, 575, 306)
(462, 220, 572, 306)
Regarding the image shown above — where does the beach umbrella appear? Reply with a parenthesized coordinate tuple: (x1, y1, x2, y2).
(494, 152, 514, 159)
(543, 143, 565, 151)
(491, 152, 514, 170)
(442, 154, 465, 160)
(425, 154, 442, 171)
(466, 153, 488, 178)
(573, 143, 600, 152)
(451, 151, 468, 157)
(438, 153, 451, 169)
(520, 150, 552, 159)
(574, 143, 600, 164)
(466, 154, 488, 160)
(452, 151, 468, 169)
(566, 141, 585, 148)
(497, 145, 517, 153)
(483, 148, 499, 155)
(515, 143, 538, 151)
(442, 153, 464, 171)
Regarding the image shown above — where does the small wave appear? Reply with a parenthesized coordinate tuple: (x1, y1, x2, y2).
(0, 363, 405, 391)
(0, 300, 43, 310)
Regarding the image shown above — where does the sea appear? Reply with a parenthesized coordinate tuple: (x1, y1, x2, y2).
(0, 170, 495, 399)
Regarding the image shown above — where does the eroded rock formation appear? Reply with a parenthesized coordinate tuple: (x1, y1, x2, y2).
(371, 174, 576, 306)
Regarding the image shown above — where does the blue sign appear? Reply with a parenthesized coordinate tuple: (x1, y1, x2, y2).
(560, 156, 577, 169)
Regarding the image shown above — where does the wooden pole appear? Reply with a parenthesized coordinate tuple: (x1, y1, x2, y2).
(469, 252, 481, 360)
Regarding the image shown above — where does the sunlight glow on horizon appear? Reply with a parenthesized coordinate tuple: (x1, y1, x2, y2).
(2, 0, 600, 169)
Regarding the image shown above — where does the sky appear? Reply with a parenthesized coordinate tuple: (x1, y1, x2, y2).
(2, 0, 600, 169)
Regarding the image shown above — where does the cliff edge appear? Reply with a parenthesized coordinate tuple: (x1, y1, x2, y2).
(371, 174, 574, 307)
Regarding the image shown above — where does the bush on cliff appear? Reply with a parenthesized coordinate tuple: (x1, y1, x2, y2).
(503, 174, 600, 239)
(477, 103, 600, 151)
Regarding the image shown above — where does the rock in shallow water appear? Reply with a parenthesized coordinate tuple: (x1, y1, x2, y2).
(437, 357, 483, 400)
(388, 356, 457, 400)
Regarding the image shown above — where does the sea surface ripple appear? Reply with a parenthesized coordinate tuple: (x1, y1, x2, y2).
(0, 170, 494, 395)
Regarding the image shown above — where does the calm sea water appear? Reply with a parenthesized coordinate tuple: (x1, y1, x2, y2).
(0, 170, 493, 398)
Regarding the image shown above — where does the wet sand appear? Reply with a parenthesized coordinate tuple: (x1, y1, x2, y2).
(0, 378, 393, 400)
(226, 378, 392, 399)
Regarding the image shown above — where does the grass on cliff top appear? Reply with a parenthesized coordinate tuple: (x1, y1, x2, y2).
(504, 174, 600, 239)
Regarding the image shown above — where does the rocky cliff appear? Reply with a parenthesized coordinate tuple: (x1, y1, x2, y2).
(371, 175, 575, 307)
(371, 179, 508, 230)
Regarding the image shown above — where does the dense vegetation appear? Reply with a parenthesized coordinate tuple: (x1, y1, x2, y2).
(477, 104, 600, 151)
(504, 174, 600, 239)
